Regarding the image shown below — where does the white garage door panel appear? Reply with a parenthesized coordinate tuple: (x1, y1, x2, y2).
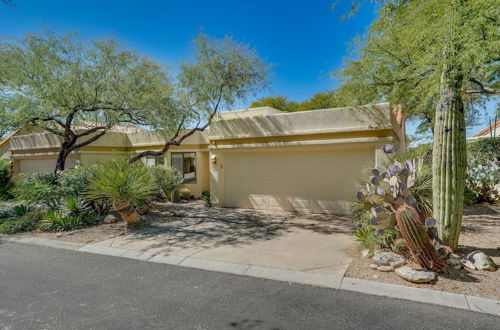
(223, 147, 373, 214)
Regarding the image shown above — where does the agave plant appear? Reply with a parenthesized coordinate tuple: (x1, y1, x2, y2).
(85, 160, 159, 224)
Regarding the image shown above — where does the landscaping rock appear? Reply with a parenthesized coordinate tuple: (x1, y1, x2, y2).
(368, 263, 378, 270)
(361, 249, 371, 258)
(104, 213, 119, 224)
(390, 259, 406, 269)
(395, 266, 436, 283)
(448, 257, 462, 269)
(461, 258, 476, 271)
(462, 251, 497, 271)
(373, 252, 405, 266)
(377, 265, 394, 272)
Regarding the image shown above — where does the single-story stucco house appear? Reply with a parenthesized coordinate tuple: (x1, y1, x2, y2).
(2, 103, 406, 214)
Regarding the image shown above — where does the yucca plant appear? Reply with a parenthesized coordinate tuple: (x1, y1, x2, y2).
(61, 196, 91, 217)
(85, 160, 159, 224)
(12, 204, 29, 217)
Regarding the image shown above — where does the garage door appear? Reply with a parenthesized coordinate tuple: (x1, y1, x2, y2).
(223, 146, 373, 214)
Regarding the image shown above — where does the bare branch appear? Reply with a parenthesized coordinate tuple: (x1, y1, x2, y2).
(69, 130, 107, 152)
(74, 125, 107, 138)
(464, 78, 500, 95)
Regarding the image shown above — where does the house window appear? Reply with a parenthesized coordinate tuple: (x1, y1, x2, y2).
(146, 155, 165, 166)
(171, 152, 196, 183)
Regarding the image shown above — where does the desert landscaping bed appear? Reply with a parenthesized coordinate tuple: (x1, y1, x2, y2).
(345, 203, 500, 300)
(20, 201, 183, 244)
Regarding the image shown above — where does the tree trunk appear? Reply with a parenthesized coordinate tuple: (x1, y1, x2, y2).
(54, 146, 69, 174)
(432, 69, 466, 251)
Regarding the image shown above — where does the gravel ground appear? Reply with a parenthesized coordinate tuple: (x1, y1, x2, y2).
(345, 203, 500, 300)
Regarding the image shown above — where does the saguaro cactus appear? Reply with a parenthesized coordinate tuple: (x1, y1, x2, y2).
(396, 205, 446, 272)
(432, 70, 467, 251)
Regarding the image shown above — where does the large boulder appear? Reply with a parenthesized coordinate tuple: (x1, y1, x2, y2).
(395, 266, 436, 283)
(373, 252, 405, 266)
(461, 251, 497, 271)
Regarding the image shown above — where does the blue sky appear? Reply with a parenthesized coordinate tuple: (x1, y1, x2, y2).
(1, 0, 496, 137)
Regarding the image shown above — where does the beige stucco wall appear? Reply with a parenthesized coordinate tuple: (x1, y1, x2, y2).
(208, 103, 399, 141)
(6, 103, 405, 211)
(215, 106, 284, 120)
(208, 103, 405, 214)
(79, 151, 128, 166)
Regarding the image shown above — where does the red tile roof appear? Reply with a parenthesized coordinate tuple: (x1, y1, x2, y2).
(474, 120, 500, 137)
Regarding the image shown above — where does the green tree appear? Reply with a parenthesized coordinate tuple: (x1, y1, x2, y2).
(0, 31, 169, 173)
(335, 0, 500, 249)
(296, 91, 346, 111)
(0, 106, 16, 140)
(250, 91, 347, 112)
(129, 34, 269, 162)
(250, 96, 299, 112)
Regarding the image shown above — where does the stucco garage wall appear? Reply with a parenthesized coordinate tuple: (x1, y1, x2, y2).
(18, 157, 77, 174)
(79, 152, 128, 166)
(220, 145, 374, 214)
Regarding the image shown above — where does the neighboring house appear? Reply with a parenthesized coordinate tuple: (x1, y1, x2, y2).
(467, 119, 499, 143)
(0, 134, 13, 160)
(6, 103, 405, 214)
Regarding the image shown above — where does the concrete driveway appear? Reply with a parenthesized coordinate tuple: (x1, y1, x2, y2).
(95, 201, 355, 276)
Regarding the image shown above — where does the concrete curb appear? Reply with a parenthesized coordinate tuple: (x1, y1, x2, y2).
(1, 235, 499, 316)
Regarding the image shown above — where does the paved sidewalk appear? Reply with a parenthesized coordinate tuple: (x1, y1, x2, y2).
(94, 201, 354, 276)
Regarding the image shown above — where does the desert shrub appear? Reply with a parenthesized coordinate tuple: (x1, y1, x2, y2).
(15, 167, 96, 210)
(465, 155, 500, 203)
(38, 196, 99, 231)
(57, 166, 95, 197)
(15, 172, 59, 209)
(0, 210, 46, 234)
(148, 166, 183, 198)
(85, 160, 159, 221)
(202, 190, 211, 207)
(467, 137, 499, 163)
(12, 204, 29, 216)
(177, 187, 192, 200)
(0, 159, 13, 200)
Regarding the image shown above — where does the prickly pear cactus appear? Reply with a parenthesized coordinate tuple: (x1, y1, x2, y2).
(396, 205, 446, 272)
(356, 144, 445, 271)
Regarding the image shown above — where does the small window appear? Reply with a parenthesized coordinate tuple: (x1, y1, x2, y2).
(171, 152, 196, 183)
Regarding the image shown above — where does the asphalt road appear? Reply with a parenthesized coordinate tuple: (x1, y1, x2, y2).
(0, 243, 497, 330)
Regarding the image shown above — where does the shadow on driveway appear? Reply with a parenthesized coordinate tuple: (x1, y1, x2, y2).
(130, 200, 355, 251)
